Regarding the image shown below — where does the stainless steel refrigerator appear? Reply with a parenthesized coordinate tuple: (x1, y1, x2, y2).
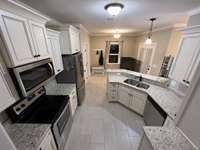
(56, 52, 85, 105)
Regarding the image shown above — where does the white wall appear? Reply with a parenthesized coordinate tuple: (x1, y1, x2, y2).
(135, 28, 173, 75)
(90, 36, 137, 67)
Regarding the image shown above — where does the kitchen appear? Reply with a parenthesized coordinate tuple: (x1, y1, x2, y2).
(0, 0, 200, 150)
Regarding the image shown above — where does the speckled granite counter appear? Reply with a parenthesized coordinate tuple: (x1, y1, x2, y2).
(107, 71, 183, 120)
(143, 126, 197, 150)
(45, 79, 76, 96)
(4, 121, 50, 150)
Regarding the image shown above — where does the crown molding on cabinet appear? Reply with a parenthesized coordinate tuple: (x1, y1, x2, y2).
(7, 0, 51, 21)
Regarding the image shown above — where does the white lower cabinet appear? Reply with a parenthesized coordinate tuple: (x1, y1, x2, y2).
(109, 82, 147, 116)
(129, 91, 147, 115)
(37, 130, 57, 150)
(107, 82, 119, 102)
(118, 85, 131, 107)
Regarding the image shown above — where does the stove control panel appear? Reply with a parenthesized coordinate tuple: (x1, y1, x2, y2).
(13, 87, 45, 115)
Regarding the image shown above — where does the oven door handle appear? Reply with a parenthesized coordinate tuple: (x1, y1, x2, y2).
(48, 63, 54, 76)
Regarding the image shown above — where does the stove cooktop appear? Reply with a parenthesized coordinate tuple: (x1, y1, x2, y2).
(9, 94, 69, 124)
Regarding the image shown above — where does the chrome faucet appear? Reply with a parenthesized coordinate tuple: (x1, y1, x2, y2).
(139, 75, 143, 82)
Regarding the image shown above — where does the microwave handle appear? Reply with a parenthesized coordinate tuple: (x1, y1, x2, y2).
(48, 63, 54, 76)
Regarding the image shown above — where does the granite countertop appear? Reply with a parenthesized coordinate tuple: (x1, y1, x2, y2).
(143, 126, 197, 150)
(107, 71, 183, 120)
(45, 79, 76, 96)
(4, 121, 50, 150)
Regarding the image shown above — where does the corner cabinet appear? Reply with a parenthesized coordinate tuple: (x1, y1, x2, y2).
(47, 29, 64, 75)
(169, 26, 200, 84)
(37, 130, 57, 150)
(59, 25, 81, 54)
(0, 9, 50, 67)
(0, 64, 16, 112)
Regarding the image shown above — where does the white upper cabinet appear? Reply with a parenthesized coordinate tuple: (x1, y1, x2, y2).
(0, 9, 50, 67)
(0, 10, 36, 67)
(29, 21, 50, 60)
(0, 64, 16, 113)
(59, 25, 81, 54)
(169, 26, 200, 84)
(47, 29, 63, 75)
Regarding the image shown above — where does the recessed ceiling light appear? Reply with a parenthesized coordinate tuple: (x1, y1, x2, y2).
(104, 3, 124, 16)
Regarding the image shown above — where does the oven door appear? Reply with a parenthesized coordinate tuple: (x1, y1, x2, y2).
(53, 102, 72, 150)
(13, 59, 54, 97)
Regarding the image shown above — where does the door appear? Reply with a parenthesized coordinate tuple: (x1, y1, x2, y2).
(47, 35, 63, 75)
(0, 10, 36, 67)
(137, 43, 156, 74)
(0, 64, 15, 112)
(170, 34, 200, 83)
(29, 21, 50, 60)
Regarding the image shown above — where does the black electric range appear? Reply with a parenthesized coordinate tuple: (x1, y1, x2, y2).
(7, 87, 72, 150)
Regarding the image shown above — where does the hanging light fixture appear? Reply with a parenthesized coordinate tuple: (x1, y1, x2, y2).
(113, 33, 121, 39)
(104, 3, 124, 16)
(145, 18, 156, 45)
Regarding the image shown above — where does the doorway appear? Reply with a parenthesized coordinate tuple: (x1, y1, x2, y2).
(137, 43, 157, 74)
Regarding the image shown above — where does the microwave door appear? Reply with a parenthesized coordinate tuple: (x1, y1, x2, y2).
(12, 59, 54, 97)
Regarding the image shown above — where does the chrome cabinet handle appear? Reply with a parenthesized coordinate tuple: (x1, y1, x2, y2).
(48, 63, 54, 76)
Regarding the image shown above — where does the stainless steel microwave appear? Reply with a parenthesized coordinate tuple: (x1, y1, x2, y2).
(10, 59, 54, 97)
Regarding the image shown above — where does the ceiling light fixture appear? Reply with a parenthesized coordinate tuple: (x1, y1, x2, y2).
(113, 33, 121, 39)
(145, 18, 156, 45)
(104, 3, 124, 16)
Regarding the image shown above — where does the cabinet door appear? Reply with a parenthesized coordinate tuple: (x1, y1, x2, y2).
(47, 36, 63, 75)
(118, 86, 131, 107)
(0, 64, 15, 112)
(29, 21, 50, 60)
(129, 90, 147, 115)
(69, 28, 80, 53)
(38, 131, 57, 150)
(130, 95, 146, 115)
(170, 33, 200, 83)
(0, 10, 36, 67)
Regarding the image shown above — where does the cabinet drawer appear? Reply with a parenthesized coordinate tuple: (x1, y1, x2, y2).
(132, 90, 147, 100)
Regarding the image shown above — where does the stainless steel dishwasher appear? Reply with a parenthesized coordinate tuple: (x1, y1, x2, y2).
(144, 96, 167, 126)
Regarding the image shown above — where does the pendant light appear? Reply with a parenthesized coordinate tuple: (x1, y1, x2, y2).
(104, 3, 124, 16)
(113, 31, 121, 39)
(145, 18, 156, 45)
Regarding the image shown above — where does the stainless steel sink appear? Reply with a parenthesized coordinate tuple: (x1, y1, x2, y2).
(124, 79, 139, 86)
(124, 79, 150, 89)
(136, 83, 150, 89)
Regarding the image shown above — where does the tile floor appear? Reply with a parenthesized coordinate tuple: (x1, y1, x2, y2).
(65, 75, 144, 150)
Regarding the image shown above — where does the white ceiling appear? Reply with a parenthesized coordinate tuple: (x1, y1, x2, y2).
(19, 0, 200, 35)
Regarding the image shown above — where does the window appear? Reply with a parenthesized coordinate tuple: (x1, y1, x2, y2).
(107, 42, 121, 64)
